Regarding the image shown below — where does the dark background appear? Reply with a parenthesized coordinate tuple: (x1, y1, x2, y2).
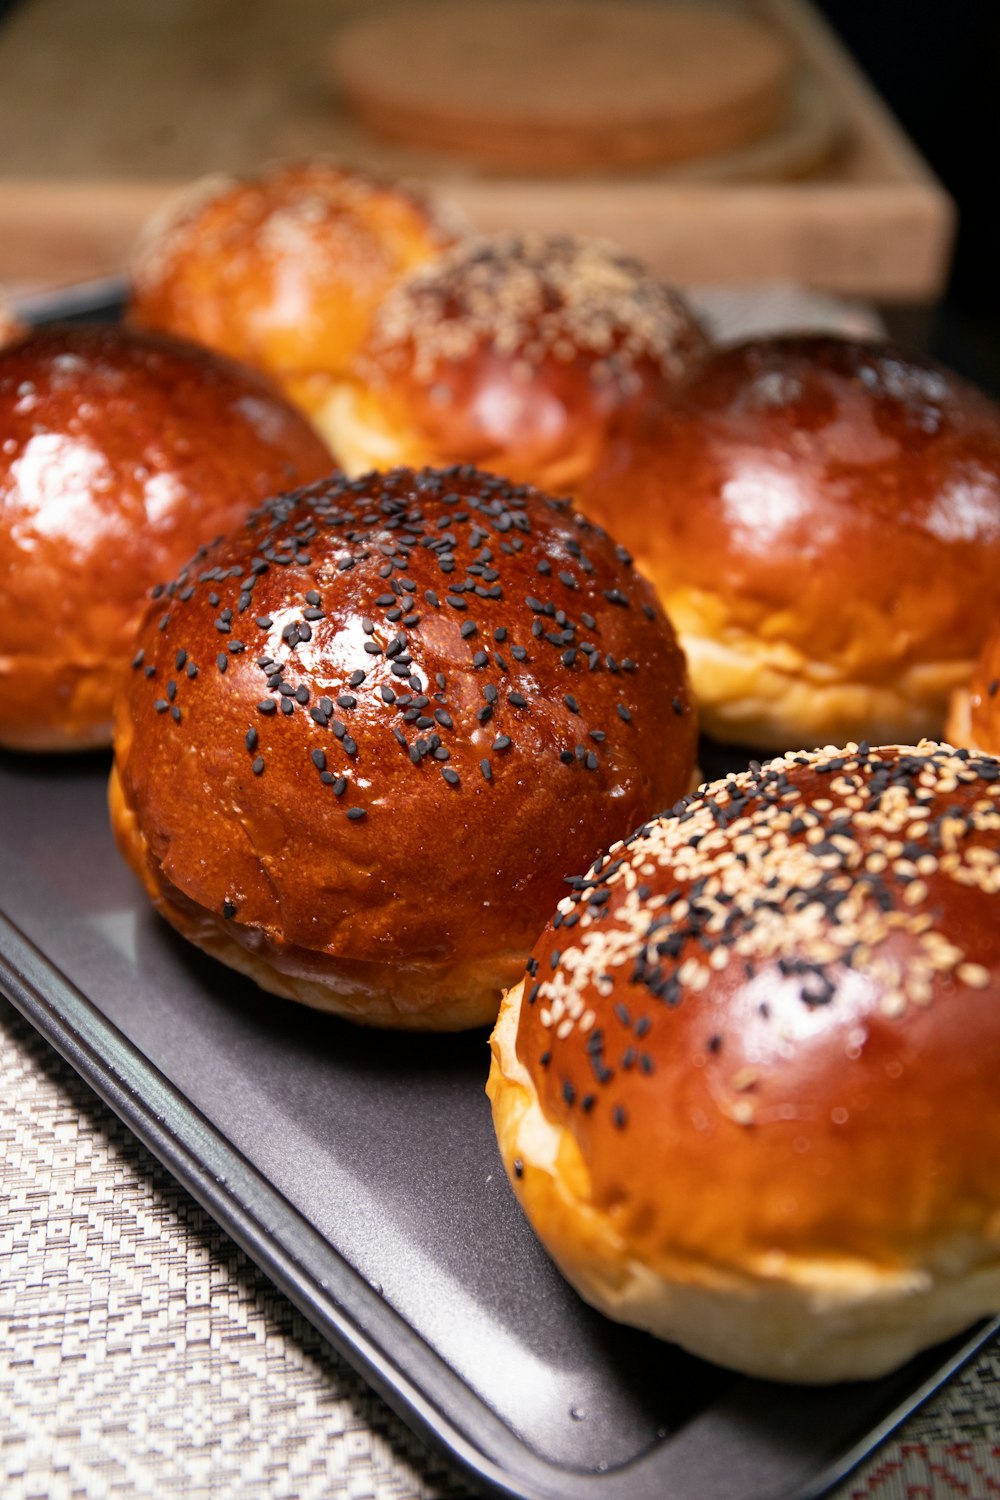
(817, 0, 1000, 394)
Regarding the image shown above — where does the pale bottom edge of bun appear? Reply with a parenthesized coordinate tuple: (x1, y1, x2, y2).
(109, 766, 510, 1031)
(487, 982, 1000, 1384)
(666, 606, 969, 751)
(315, 382, 428, 479)
(174, 917, 507, 1031)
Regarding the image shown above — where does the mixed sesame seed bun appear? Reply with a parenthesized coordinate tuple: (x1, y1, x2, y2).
(488, 740, 1000, 1382)
(109, 465, 698, 1030)
(323, 233, 709, 492)
(583, 336, 1000, 750)
(128, 160, 462, 424)
(0, 323, 333, 752)
(946, 623, 1000, 756)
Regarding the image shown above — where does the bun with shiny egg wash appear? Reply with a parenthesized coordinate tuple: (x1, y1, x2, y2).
(110, 465, 698, 1030)
(0, 322, 333, 752)
(325, 232, 709, 490)
(128, 160, 462, 425)
(488, 740, 1000, 1382)
(584, 336, 1000, 750)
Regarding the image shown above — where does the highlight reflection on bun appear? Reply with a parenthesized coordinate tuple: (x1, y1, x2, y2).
(324, 233, 709, 491)
(110, 465, 698, 1029)
(582, 337, 1000, 750)
(129, 160, 461, 421)
(0, 323, 333, 751)
(489, 740, 1000, 1382)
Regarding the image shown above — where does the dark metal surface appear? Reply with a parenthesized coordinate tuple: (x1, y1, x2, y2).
(1, 746, 996, 1500)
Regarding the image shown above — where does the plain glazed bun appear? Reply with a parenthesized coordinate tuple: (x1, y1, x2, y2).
(0, 323, 333, 752)
(324, 233, 709, 491)
(128, 160, 461, 422)
(583, 337, 1000, 749)
(110, 465, 698, 1030)
(946, 624, 1000, 755)
(488, 740, 1000, 1382)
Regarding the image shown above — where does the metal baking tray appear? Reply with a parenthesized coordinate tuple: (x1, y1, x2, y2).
(2, 742, 997, 1500)
(2, 281, 998, 1497)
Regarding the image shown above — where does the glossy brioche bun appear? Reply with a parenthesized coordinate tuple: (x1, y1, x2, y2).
(489, 740, 1000, 1382)
(946, 624, 1000, 755)
(128, 160, 461, 421)
(0, 323, 333, 752)
(583, 337, 1000, 750)
(110, 465, 698, 1030)
(324, 233, 709, 490)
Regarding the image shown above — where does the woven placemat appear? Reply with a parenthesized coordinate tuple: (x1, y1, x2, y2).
(2, 994, 999, 1500)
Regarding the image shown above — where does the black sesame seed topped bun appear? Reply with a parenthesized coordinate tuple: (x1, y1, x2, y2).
(488, 740, 1000, 1380)
(110, 465, 698, 1030)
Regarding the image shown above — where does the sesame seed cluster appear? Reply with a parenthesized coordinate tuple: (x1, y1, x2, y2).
(363, 232, 708, 389)
(519, 741, 1000, 1130)
(116, 464, 695, 973)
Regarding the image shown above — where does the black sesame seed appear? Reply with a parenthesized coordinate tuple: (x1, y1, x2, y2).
(508, 691, 527, 708)
(222, 900, 237, 920)
(346, 807, 366, 821)
(616, 703, 632, 722)
(217, 653, 228, 673)
(245, 729, 258, 752)
(257, 700, 277, 715)
(493, 735, 511, 752)
(252, 756, 265, 776)
(442, 767, 460, 786)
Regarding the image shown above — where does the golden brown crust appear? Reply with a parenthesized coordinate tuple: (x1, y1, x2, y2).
(110, 465, 698, 1028)
(128, 160, 461, 415)
(947, 626, 1000, 755)
(488, 741, 1000, 1379)
(327, 234, 709, 492)
(0, 323, 333, 752)
(581, 337, 1000, 748)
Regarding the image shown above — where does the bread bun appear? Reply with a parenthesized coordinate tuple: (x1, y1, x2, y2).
(946, 624, 1000, 755)
(324, 233, 709, 491)
(488, 740, 1000, 1382)
(0, 323, 333, 752)
(110, 465, 698, 1029)
(128, 161, 461, 422)
(581, 337, 1000, 749)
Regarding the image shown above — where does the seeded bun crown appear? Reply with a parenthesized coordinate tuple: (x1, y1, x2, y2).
(584, 336, 1000, 749)
(488, 741, 1000, 1381)
(947, 624, 1000, 756)
(110, 465, 698, 1030)
(323, 233, 709, 490)
(128, 160, 461, 421)
(0, 323, 333, 752)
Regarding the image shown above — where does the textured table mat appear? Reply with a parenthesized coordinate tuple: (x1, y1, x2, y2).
(3, 993, 1000, 1500)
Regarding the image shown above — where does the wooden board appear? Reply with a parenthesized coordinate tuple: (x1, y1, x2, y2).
(0, 0, 954, 301)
